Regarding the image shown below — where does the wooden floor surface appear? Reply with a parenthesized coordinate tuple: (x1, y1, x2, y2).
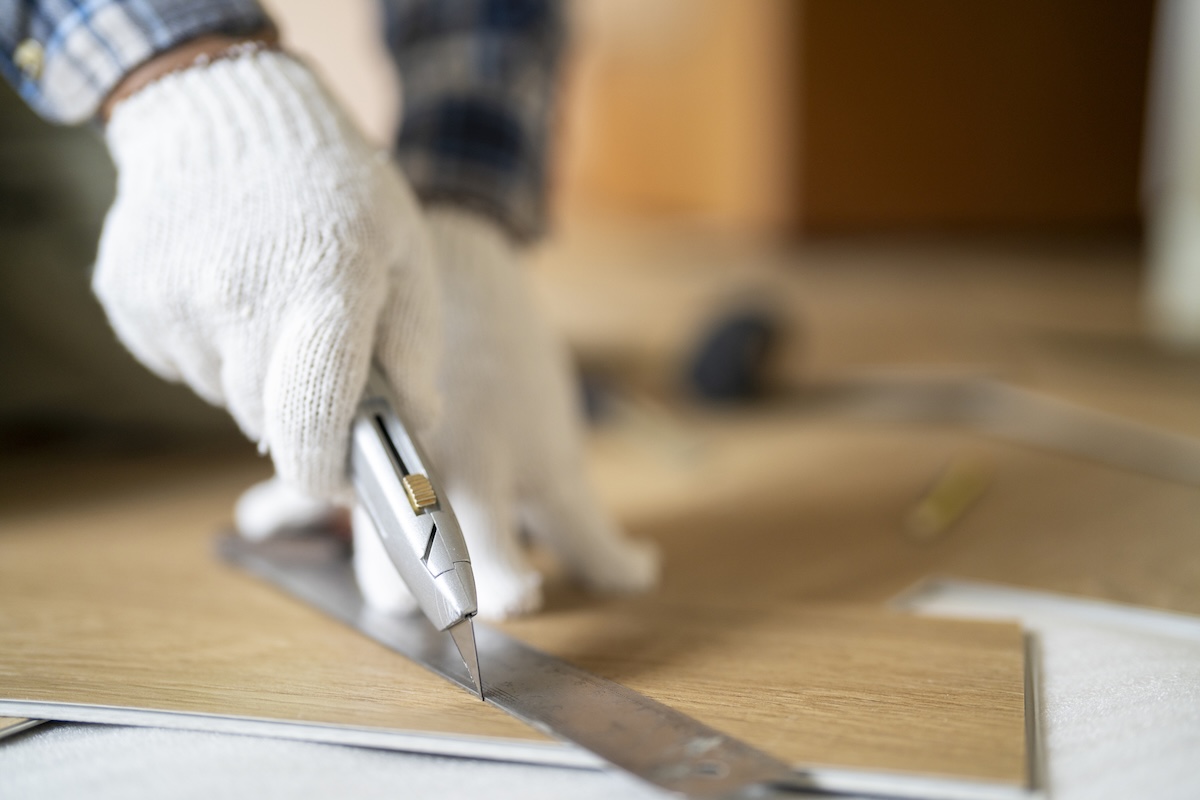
(0, 452, 1027, 784)
(535, 232, 1200, 615)
(585, 416, 1200, 616)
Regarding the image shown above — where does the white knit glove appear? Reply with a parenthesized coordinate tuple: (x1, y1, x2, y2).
(237, 209, 660, 618)
(94, 52, 440, 500)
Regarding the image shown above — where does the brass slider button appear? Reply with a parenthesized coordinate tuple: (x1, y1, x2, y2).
(14, 39, 43, 79)
(402, 474, 438, 513)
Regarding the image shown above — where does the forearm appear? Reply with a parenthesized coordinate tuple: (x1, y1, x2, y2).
(381, 0, 566, 242)
(0, 0, 271, 124)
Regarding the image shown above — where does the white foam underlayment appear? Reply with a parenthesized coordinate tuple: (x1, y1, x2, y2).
(2, 578, 1199, 800)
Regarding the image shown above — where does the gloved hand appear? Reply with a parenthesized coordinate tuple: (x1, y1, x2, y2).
(237, 209, 660, 618)
(94, 51, 440, 500)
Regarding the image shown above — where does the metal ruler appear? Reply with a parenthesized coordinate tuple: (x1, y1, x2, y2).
(218, 534, 813, 800)
(794, 373, 1200, 487)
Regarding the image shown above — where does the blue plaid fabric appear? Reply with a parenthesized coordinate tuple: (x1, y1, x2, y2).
(0, 0, 268, 123)
(1, 0, 562, 239)
(383, 0, 564, 241)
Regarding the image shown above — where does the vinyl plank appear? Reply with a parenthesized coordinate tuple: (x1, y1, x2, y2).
(0, 452, 1027, 785)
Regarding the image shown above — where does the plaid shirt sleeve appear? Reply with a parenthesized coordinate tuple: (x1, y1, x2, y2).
(382, 0, 565, 242)
(0, 0, 269, 124)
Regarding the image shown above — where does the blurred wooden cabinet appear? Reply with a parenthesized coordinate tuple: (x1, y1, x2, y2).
(800, 0, 1155, 234)
(558, 0, 1155, 236)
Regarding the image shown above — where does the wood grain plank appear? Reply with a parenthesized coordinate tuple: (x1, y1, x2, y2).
(0, 453, 1026, 783)
(503, 600, 1025, 780)
(0, 458, 537, 743)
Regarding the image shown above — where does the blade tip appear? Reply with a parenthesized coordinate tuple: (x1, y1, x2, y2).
(448, 618, 484, 701)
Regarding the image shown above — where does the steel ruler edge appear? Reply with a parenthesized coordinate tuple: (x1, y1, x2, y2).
(209, 534, 1034, 800)
(794, 372, 1200, 487)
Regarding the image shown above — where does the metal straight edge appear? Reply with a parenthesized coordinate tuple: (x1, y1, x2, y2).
(791, 373, 1200, 487)
(217, 534, 808, 800)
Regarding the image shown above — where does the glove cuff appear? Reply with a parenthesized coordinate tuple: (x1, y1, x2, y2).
(425, 206, 518, 269)
(105, 51, 365, 173)
(100, 30, 280, 123)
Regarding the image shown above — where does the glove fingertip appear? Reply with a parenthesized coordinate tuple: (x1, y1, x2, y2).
(520, 483, 662, 597)
(235, 476, 338, 542)
(352, 505, 419, 614)
(390, 374, 443, 435)
(262, 309, 378, 501)
(99, 306, 182, 384)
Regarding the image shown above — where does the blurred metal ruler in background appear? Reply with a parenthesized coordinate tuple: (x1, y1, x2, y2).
(795, 373, 1200, 488)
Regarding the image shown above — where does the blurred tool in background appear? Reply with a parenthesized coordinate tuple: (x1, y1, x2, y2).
(686, 305, 786, 403)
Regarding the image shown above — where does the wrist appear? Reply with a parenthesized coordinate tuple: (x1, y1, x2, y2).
(426, 205, 520, 250)
(99, 28, 281, 123)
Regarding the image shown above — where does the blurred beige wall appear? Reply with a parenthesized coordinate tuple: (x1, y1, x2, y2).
(261, 1, 1152, 239)
(555, 0, 800, 234)
(261, 0, 399, 146)
(262, 0, 801, 236)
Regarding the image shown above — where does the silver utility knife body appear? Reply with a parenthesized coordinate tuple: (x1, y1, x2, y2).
(349, 367, 483, 698)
